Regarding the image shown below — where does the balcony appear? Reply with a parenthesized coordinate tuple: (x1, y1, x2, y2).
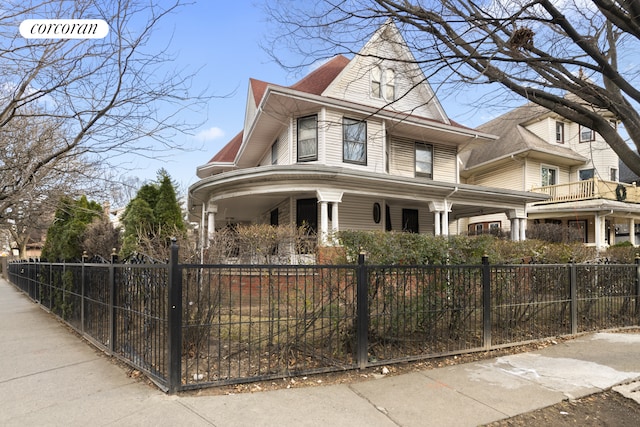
(530, 178, 640, 204)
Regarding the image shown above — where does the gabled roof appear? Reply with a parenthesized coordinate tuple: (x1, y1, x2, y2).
(463, 103, 587, 171)
(248, 55, 350, 108)
(209, 131, 243, 163)
(204, 56, 351, 167)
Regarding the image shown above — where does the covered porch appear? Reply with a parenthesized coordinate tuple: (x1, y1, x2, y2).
(189, 165, 547, 253)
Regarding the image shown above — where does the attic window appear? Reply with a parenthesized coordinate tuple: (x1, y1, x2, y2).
(384, 69, 395, 100)
(371, 66, 396, 101)
(371, 66, 382, 98)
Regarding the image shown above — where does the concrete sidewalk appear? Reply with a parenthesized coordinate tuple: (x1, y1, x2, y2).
(2, 278, 640, 426)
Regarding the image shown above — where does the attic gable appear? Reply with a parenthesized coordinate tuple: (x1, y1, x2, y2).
(323, 20, 449, 124)
(462, 104, 587, 172)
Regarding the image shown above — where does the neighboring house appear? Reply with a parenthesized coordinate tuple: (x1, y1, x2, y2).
(461, 102, 640, 249)
(188, 21, 546, 255)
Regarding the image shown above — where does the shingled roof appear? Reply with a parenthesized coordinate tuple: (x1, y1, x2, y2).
(463, 103, 587, 170)
(206, 55, 351, 165)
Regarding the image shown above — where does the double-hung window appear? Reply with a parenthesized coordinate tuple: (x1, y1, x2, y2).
(579, 125, 595, 142)
(541, 166, 557, 186)
(297, 115, 317, 162)
(371, 66, 396, 101)
(384, 69, 395, 100)
(343, 118, 367, 164)
(555, 121, 564, 144)
(415, 143, 433, 179)
(371, 66, 382, 98)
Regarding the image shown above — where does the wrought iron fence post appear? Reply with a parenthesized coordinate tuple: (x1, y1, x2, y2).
(80, 251, 87, 334)
(356, 252, 369, 369)
(570, 259, 577, 335)
(635, 256, 640, 320)
(167, 238, 182, 394)
(482, 255, 491, 349)
(108, 250, 117, 355)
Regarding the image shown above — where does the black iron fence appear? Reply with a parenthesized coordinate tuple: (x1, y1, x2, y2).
(8, 246, 640, 393)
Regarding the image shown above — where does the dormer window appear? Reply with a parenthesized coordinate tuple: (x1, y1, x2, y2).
(371, 66, 396, 101)
(555, 121, 564, 144)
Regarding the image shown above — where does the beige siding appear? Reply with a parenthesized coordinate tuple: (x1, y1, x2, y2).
(323, 25, 446, 122)
(388, 135, 458, 182)
(470, 161, 523, 191)
(321, 110, 385, 173)
(386, 203, 434, 235)
(338, 196, 384, 231)
(433, 144, 457, 182)
(338, 195, 434, 235)
(526, 160, 571, 188)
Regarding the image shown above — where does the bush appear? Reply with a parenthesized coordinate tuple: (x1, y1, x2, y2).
(526, 223, 584, 243)
(336, 230, 602, 265)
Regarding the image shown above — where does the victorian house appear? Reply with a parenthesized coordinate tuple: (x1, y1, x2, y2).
(188, 21, 546, 256)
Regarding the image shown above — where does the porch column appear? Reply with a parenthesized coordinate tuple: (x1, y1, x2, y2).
(630, 218, 636, 246)
(331, 202, 339, 239)
(442, 205, 450, 236)
(594, 213, 604, 251)
(320, 201, 329, 245)
(429, 201, 449, 236)
(510, 218, 520, 241)
(206, 202, 217, 244)
(316, 190, 343, 246)
(508, 209, 526, 242)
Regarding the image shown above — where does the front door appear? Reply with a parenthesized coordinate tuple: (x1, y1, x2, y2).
(296, 198, 318, 233)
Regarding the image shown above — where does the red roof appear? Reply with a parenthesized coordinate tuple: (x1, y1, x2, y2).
(208, 55, 351, 165)
(208, 131, 243, 163)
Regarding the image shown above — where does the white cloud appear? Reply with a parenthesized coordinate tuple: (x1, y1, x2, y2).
(194, 126, 225, 141)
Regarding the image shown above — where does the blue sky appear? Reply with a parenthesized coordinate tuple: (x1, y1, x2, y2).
(136, 1, 498, 193)
(133, 1, 293, 191)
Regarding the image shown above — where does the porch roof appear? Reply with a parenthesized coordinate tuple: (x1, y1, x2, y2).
(189, 165, 547, 223)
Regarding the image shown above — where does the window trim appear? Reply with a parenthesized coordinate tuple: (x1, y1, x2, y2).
(342, 117, 367, 165)
(579, 168, 594, 181)
(555, 121, 564, 144)
(297, 115, 318, 162)
(541, 165, 558, 186)
(610, 168, 618, 182)
(579, 125, 595, 143)
(415, 142, 433, 179)
(371, 66, 396, 101)
(384, 68, 395, 101)
(371, 66, 381, 99)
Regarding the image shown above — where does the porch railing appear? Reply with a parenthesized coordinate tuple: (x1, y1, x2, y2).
(531, 178, 640, 204)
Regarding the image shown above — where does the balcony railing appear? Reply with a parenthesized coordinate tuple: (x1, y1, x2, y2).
(531, 178, 640, 204)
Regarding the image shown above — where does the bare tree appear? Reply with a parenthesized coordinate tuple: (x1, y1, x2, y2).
(264, 0, 640, 175)
(0, 0, 209, 219)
